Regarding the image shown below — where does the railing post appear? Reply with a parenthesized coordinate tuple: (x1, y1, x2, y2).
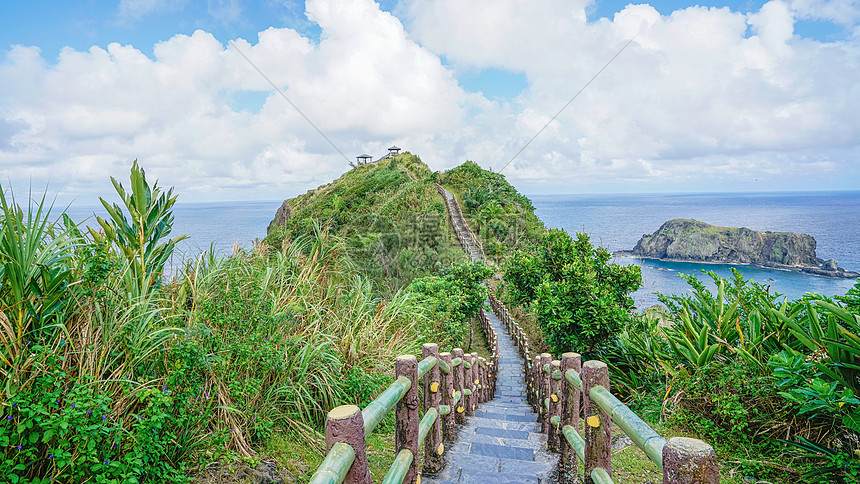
(469, 352, 479, 412)
(440, 351, 456, 441)
(452, 348, 466, 425)
(422, 344, 444, 473)
(540, 353, 552, 434)
(476, 357, 484, 403)
(582, 360, 611, 484)
(395, 355, 419, 484)
(325, 405, 371, 484)
(482, 358, 489, 402)
(662, 437, 719, 484)
(558, 352, 582, 484)
(530, 355, 540, 410)
(548, 359, 562, 452)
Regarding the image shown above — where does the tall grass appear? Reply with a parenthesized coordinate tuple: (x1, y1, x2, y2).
(1, 166, 432, 482)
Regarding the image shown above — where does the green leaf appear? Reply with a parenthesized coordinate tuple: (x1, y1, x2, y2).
(844, 410, 860, 432)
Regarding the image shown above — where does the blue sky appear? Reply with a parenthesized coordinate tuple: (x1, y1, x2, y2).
(1, 0, 859, 203)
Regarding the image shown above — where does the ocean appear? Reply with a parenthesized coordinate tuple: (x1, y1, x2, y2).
(64, 191, 860, 306)
(531, 191, 860, 308)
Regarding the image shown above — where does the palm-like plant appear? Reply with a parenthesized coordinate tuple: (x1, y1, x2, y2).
(0, 189, 74, 395)
(96, 160, 187, 295)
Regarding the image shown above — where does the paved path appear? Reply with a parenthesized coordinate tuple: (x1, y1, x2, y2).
(423, 309, 558, 484)
(439, 188, 482, 262)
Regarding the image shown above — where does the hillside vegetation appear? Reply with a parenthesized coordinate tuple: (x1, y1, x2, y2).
(266, 153, 466, 296)
(439, 161, 545, 262)
(0, 157, 501, 483)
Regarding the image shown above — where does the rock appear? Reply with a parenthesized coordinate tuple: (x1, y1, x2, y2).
(628, 219, 859, 278)
(267, 200, 291, 235)
(193, 459, 293, 484)
(237, 461, 287, 484)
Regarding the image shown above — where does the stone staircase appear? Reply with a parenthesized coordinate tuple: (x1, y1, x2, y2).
(423, 309, 558, 484)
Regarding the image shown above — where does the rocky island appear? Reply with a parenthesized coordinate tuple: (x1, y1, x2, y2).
(619, 219, 859, 278)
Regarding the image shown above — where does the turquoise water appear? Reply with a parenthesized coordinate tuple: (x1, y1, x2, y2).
(531, 191, 860, 308)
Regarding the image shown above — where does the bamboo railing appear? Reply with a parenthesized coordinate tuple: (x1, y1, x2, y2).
(308, 309, 499, 484)
(434, 184, 486, 261)
(488, 293, 719, 484)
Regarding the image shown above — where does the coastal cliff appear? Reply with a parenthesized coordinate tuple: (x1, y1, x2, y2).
(624, 219, 859, 278)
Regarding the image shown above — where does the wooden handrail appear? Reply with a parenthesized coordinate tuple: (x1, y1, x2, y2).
(487, 292, 719, 484)
(309, 311, 500, 484)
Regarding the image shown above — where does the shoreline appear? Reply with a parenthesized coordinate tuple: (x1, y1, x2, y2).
(613, 252, 859, 279)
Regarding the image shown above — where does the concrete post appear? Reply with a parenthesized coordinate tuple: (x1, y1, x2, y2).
(452, 348, 466, 425)
(440, 352, 456, 441)
(582, 360, 611, 484)
(422, 344, 444, 473)
(662, 437, 719, 484)
(395, 355, 419, 484)
(325, 405, 371, 484)
(558, 352, 582, 484)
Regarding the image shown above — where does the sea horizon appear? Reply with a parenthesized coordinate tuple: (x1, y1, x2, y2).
(62, 189, 859, 305)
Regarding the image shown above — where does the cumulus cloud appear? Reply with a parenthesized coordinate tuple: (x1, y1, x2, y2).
(2, 0, 860, 205)
(403, 0, 860, 191)
(0, 0, 467, 203)
(789, 0, 860, 25)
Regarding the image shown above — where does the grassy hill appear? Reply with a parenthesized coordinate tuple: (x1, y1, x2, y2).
(265, 154, 546, 294)
(266, 153, 466, 296)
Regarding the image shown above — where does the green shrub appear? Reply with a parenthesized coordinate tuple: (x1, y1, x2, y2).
(406, 261, 494, 348)
(504, 229, 641, 354)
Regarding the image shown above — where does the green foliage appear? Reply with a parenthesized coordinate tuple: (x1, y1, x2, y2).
(604, 269, 860, 481)
(0, 350, 209, 483)
(439, 161, 545, 261)
(836, 279, 860, 314)
(2, 161, 441, 482)
(504, 229, 641, 354)
(96, 160, 187, 295)
(769, 350, 860, 428)
(0, 189, 74, 393)
(782, 436, 860, 484)
(266, 154, 466, 296)
(406, 261, 494, 348)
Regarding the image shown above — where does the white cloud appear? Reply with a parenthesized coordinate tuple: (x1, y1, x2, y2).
(789, 0, 860, 25)
(0, 0, 468, 204)
(2, 0, 860, 206)
(403, 0, 860, 191)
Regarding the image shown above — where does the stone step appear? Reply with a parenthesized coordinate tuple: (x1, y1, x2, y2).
(423, 449, 556, 484)
(421, 290, 558, 483)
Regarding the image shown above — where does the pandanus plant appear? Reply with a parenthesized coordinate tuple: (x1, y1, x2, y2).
(0, 189, 74, 395)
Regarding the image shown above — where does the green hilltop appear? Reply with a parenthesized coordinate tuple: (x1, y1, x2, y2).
(265, 153, 545, 295)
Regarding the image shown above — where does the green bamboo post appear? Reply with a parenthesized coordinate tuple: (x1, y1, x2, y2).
(324, 405, 370, 484)
(582, 360, 611, 484)
(452, 348, 466, 425)
(395, 355, 419, 484)
(558, 352, 582, 484)
(540, 353, 552, 433)
(440, 351, 456, 441)
(662, 437, 719, 484)
(548, 359, 562, 452)
(422, 343, 444, 473)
